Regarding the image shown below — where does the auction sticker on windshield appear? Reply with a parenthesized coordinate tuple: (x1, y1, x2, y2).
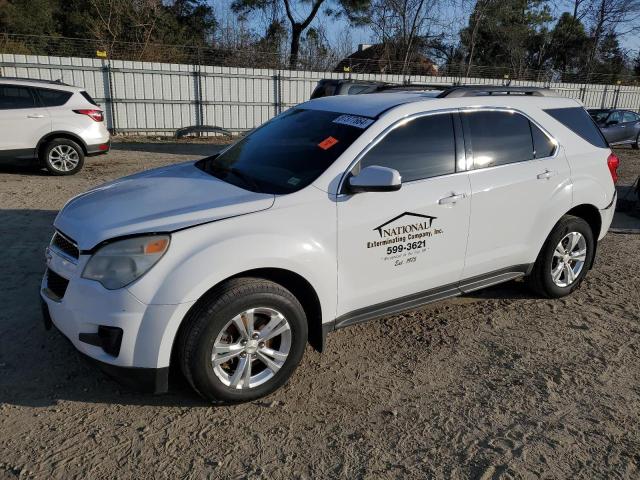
(332, 114, 374, 129)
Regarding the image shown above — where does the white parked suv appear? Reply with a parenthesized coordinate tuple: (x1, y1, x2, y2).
(41, 86, 618, 402)
(0, 78, 110, 175)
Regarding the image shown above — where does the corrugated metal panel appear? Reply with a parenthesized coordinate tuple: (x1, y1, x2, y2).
(2, 53, 640, 135)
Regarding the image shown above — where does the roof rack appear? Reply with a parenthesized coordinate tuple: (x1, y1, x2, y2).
(436, 85, 554, 98)
(0, 76, 70, 86)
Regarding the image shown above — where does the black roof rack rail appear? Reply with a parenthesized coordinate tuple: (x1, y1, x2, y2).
(436, 85, 554, 98)
(0, 76, 71, 86)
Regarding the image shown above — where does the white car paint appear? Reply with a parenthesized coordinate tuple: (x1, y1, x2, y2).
(41, 90, 617, 384)
(0, 78, 110, 162)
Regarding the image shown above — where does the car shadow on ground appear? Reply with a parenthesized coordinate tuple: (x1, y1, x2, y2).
(0, 161, 48, 176)
(111, 142, 226, 157)
(0, 208, 541, 408)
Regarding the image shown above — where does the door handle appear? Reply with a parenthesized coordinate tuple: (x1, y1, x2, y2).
(537, 169, 555, 180)
(438, 193, 466, 205)
(27, 114, 45, 118)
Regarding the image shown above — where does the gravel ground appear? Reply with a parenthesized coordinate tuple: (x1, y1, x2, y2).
(0, 143, 639, 480)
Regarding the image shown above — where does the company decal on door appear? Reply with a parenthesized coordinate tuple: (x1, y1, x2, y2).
(368, 212, 444, 266)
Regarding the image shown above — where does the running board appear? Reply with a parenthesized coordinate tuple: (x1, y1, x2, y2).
(331, 264, 530, 331)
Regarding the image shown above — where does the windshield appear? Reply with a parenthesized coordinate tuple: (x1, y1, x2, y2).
(197, 108, 373, 194)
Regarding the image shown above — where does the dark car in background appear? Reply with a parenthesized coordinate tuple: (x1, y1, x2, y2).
(588, 108, 640, 149)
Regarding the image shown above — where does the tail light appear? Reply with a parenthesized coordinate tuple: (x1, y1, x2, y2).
(73, 109, 104, 122)
(607, 152, 619, 184)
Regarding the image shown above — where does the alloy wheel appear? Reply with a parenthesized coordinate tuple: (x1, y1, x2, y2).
(550, 232, 587, 287)
(48, 145, 80, 172)
(212, 307, 291, 389)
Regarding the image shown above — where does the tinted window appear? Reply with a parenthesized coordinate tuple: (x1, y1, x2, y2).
(80, 91, 99, 106)
(36, 88, 72, 107)
(0, 85, 36, 109)
(589, 109, 610, 123)
(360, 114, 456, 182)
(623, 111, 639, 123)
(530, 123, 556, 158)
(608, 111, 623, 123)
(545, 107, 608, 148)
(462, 111, 533, 169)
(198, 109, 370, 194)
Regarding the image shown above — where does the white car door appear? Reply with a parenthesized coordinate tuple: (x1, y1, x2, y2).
(0, 84, 51, 156)
(336, 112, 471, 324)
(460, 109, 572, 280)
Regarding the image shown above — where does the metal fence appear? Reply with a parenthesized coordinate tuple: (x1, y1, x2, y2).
(2, 53, 640, 136)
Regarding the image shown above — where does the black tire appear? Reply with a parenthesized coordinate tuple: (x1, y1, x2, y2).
(41, 138, 85, 175)
(527, 215, 595, 298)
(633, 133, 640, 150)
(178, 278, 308, 403)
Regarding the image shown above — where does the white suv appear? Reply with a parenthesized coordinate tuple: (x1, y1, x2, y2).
(41, 86, 618, 402)
(0, 78, 110, 175)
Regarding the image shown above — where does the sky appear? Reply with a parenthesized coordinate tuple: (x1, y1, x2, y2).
(214, 0, 640, 57)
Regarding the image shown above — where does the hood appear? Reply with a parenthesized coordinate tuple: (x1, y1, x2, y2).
(55, 161, 275, 250)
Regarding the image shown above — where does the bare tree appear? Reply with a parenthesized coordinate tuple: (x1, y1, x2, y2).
(585, 0, 640, 73)
(368, 0, 444, 75)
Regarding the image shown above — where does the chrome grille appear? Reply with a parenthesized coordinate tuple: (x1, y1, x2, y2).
(51, 232, 79, 260)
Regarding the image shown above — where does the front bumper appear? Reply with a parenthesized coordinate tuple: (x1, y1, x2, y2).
(41, 248, 195, 393)
(42, 300, 169, 393)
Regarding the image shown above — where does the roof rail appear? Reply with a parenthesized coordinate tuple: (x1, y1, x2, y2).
(0, 76, 71, 86)
(436, 85, 554, 98)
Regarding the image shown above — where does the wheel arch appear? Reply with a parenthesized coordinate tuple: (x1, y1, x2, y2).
(171, 267, 325, 370)
(37, 131, 88, 159)
(566, 203, 602, 243)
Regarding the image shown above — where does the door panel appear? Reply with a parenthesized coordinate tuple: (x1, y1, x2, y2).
(459, 109, 572, 279)
(0, 85, 50, 154)
(463, 155, 572, 278)
(336, 174, 471, 317)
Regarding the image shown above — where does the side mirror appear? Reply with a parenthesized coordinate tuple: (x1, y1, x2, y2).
(348, 165, 402, 193)
(606, 119, 619, 126)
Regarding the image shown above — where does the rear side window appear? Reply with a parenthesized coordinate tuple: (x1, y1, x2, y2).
(360, 113, 456, 182)
(0, 85, 36, 109)
(530, 123, 557, 158)
(544, 107, 608, 148)
(80, 91, 99, 106)
(462, 111, 534, 168)
(623, 111, 639, 123)
(35, 88, 72, 107)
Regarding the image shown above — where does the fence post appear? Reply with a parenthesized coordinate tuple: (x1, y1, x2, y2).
(193, 66, 203, 134)
(579, 86, 586, 102)
(102, 59, 117, 134)
(273, 69, 282, 117)
(600, 85, 608, 108)
(613, 84, 620, 109)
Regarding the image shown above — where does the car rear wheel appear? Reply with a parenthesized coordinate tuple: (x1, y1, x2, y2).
(178, 278, 308, 403)
(633, 133, 640, 150)
(527, 215, 595, 298)
(42, 138, 85, 175)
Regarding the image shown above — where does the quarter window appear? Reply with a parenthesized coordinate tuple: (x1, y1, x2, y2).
(462, 111, 534, 169)
(544, 107, 608, 148)
(360, 113, 456, 182)
(0, 85, 36, 109)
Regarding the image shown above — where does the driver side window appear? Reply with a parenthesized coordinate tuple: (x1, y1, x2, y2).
(360, 113, 457, 183)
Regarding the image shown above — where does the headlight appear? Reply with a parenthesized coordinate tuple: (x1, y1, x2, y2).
(82, 235, 170, 289)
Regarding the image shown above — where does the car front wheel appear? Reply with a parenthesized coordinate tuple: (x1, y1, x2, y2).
(527, 215, 595, 298)
(178, 278, 308, 403)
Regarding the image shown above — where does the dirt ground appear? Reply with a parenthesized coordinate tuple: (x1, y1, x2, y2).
(0, 142, 639, 480)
